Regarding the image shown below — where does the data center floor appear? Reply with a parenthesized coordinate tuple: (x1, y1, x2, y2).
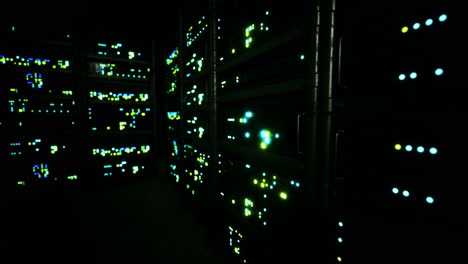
(3, 176, 227, 264)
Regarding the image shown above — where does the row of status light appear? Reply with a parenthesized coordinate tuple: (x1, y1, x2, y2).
(89, 91, 149, 102)
(166, 48, 179, 66)
(392, 187, 435, 204)
(103, 161, 145, 176)
(92, 62, 150, 79)
(395, 144, 438, 154)
(171, 140, 179, 156)
(398, 68, 444, 80)
(186, 16, 207, 47)
(401, 14, 447, 33)
(337, 221, 344, 262)
(1, 55, 70, 70)
(9, 98, 75, 114)
(92, 145, 150, 157)
(96, 43, 142, 60)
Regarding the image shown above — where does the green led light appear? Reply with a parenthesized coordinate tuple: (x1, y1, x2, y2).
(401, 26, 409, 33)
(279, 192, 288, 200)
(394, 144, 402, 150)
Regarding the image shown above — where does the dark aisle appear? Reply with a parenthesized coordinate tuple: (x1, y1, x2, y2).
(3, 176, 226, 264)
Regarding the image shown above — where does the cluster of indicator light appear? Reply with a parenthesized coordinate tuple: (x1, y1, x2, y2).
(89, 91, 149, 102)
(90, 62, 150, 79)
(0, 55, 71, 70)
(166, 48, 179, 94)
(219, 10, 270, 61)
(170, 144, 209, 196)
(92, 145, 151, 157)
(186, 16, 208, 47)
(32, 163, 49, 179)
(96, 43, 142, 60)
(167, 111, 181, 121)
(186, 115, 205, 139)
(393, 143, 437, 204)
(185, 84, 205, 106)
(337, 221, 344, 263)
(222, 162, 300, 227)
(220, 75, 240, 88)
(169, 142, 180, 184)
(9, 96, 76, 114)
(89, 107, 150, 131)
(9, 139, 67, 156)
(228, 226, 247, 263)
(25, 72, 44, 88)
(398, 68, 444, 80)
(102, 161, 145, 177)
(185, 53, 205, 78)
(226, 111, 279, 150)
(401, 14, 447, 33)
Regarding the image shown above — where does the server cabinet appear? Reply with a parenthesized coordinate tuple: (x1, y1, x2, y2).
(164, 0, 338, 263)
(82, 37, 156, 184)
(165, 3, 214, 201)
(0, 23, 80, 191)
(1, 23, 157, 191)
(341, 1, 465, 263)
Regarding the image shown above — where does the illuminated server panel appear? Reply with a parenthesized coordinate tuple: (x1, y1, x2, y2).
(166, 10, 212, 198)
(214, 1, 315, 263)
(342, 1, 465, 263)
(0, 26, 80, 189)
(86, 40, 154, 181)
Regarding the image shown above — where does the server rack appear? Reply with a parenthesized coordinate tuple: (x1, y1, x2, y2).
(82, 36, 156, 185)
(341, 1, 465, 263)
(0, 23, 80, 192)
(1, 23, 157, 191)
(163, 0, 339, 262)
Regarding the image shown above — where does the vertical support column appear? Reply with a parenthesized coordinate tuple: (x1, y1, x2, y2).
(178, 7, 186, 136)
(73, 28, 89, 187)
(208, 0, 218, 197)
(305, 0, 337, 261)
(151, 40, 163, 178)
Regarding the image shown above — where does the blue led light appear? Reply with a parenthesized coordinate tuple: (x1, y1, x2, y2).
(392, 187, 399, 194)
(398, 74, 406, 80)
(435, 68, 444, 76)
(338, 222, 343, 227)
(245, 132, 251, 138)
(426, 196, 434, 204)
(425, 18, 433, 26)
(429, 147, 438, 154)
(417, 146, 424, 153)
(403, 190, 410, 197)
(410, 72, 417, 79)
(439, 14, 447, 22)
(413, 23, 421, 30)
(405, 145, 413, 152)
